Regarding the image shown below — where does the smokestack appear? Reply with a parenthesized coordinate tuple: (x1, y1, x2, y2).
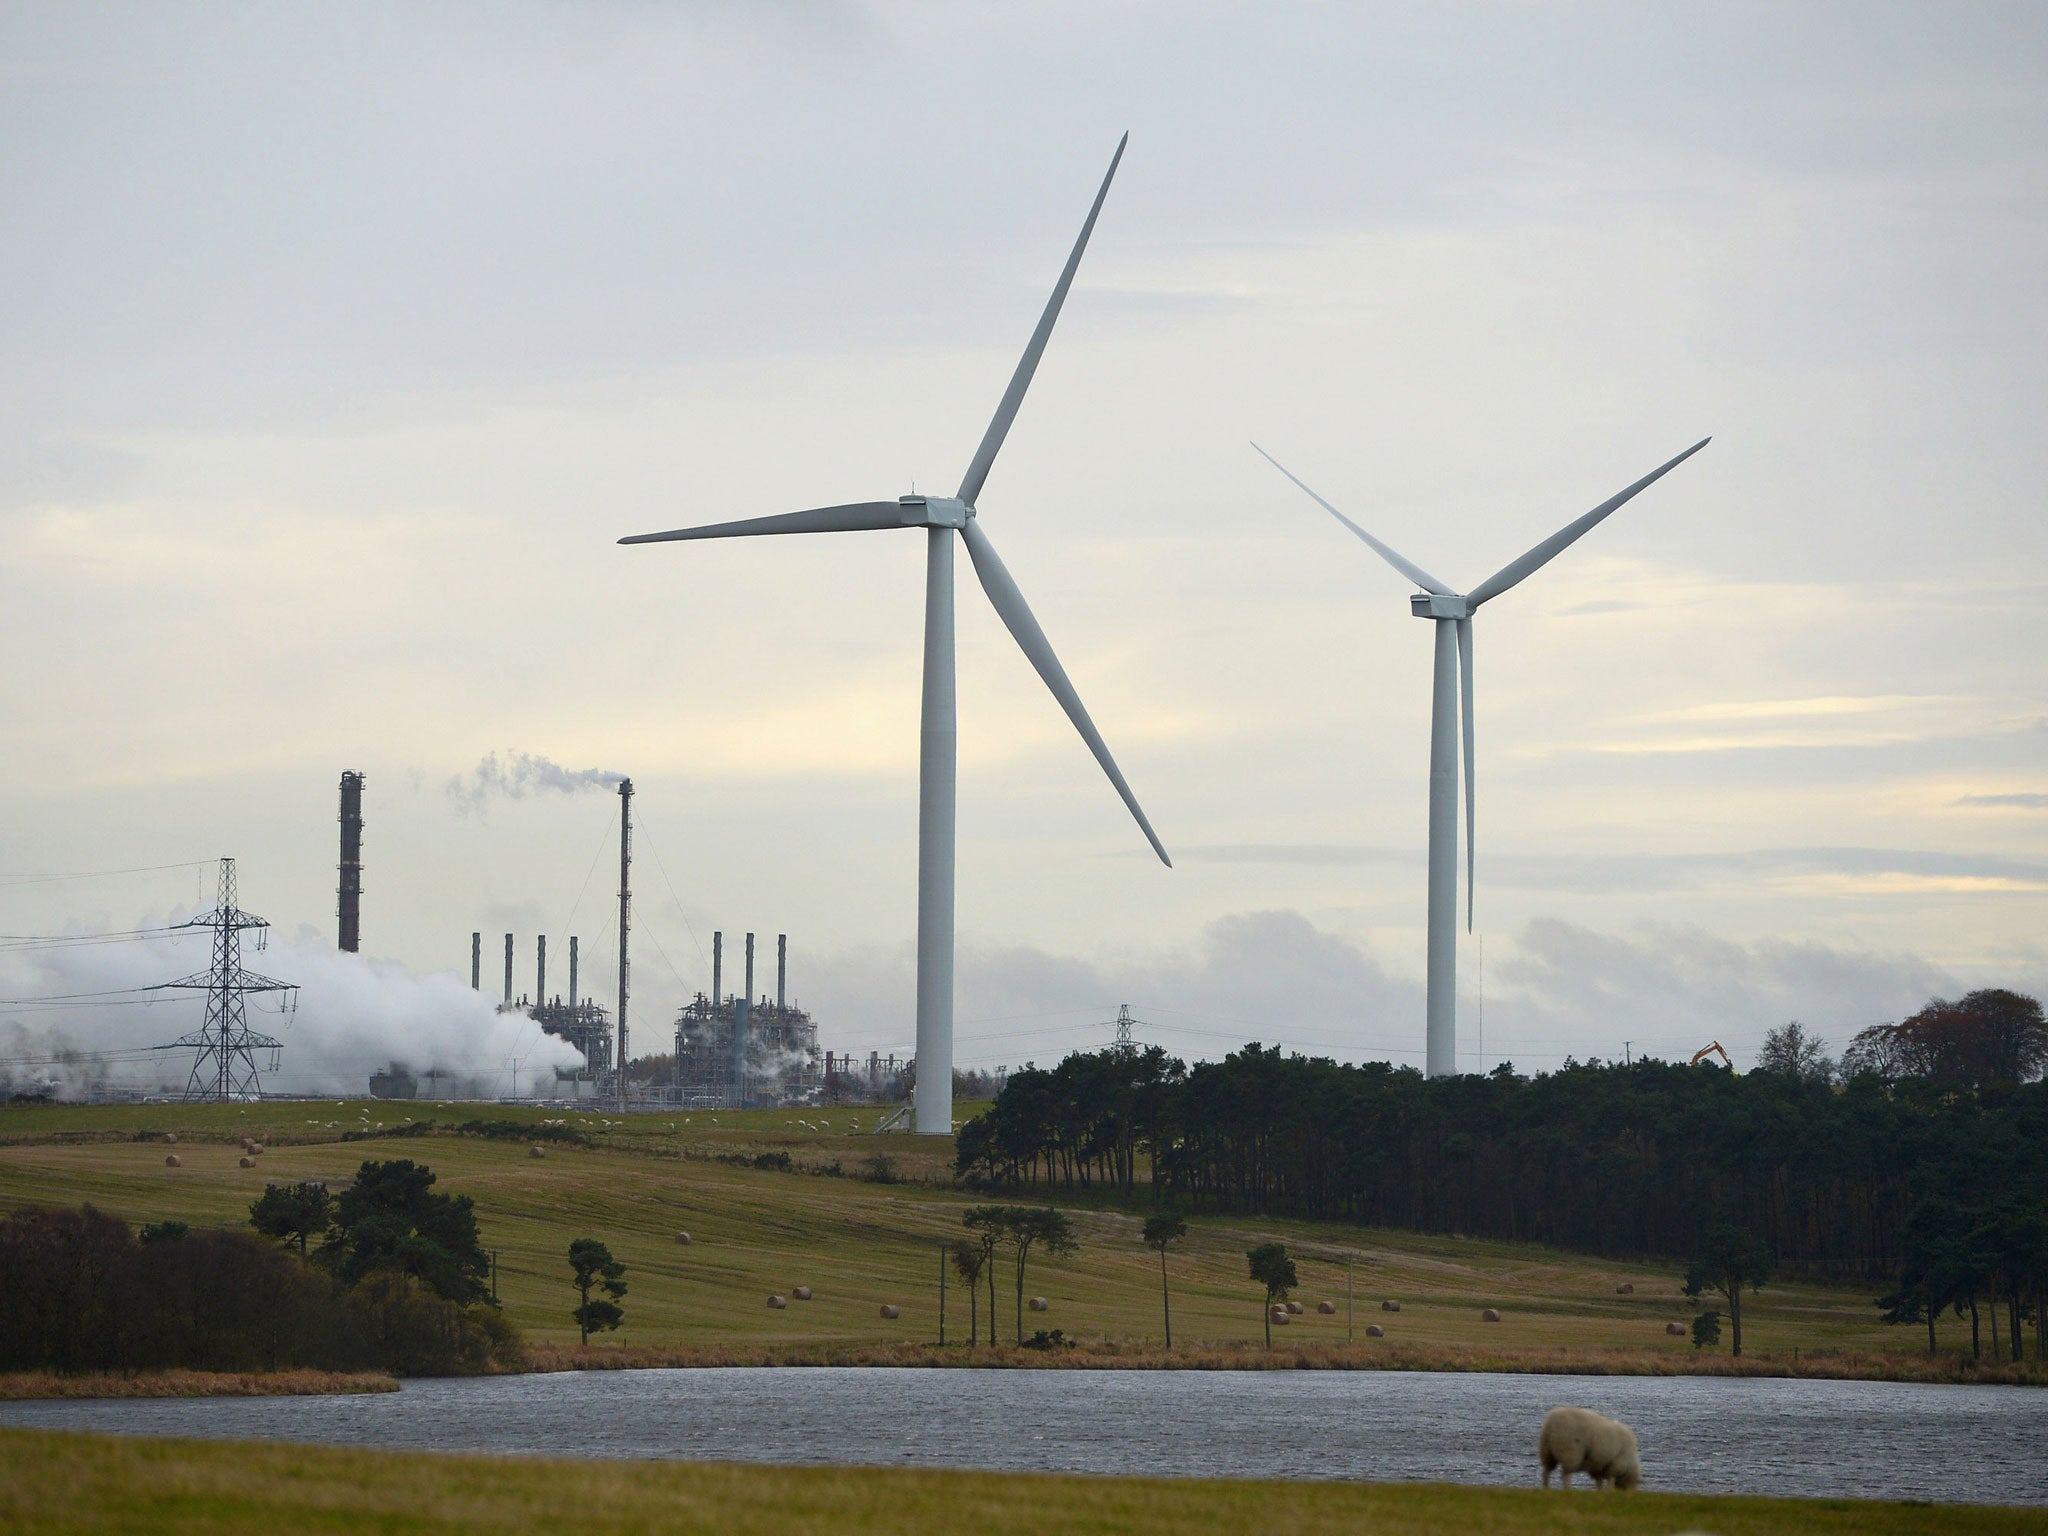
(337, 771, 364, 953)
(569, 936, 579, 1009)
(503, 933, 513, 1005)
(777, 933, 786, 1012)
(617, 777, 632, 1113)
(537, 935, 546, 1005)
(712, 932, 722, 1006)
(744, 932, 755, 1008)
(732, 995, 749, 1110)
(470, 932, 480, 990)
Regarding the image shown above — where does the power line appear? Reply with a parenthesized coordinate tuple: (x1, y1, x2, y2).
(0, 860, 214, 887)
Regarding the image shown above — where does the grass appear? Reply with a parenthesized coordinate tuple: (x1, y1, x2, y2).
(0, 1097, 2025, 1379)
(0, 1427, 2036, 1536)
(0, 1370, 396, 1400)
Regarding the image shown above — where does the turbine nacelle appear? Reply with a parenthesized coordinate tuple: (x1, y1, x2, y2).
(1410, 592, 1473, 620)
(897, 495, 971, 529)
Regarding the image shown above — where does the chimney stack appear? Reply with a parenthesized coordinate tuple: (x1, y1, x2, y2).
(502, 934, 513, 1005)
(744, 932, 755, 1007)
(337, 771, 365, 952)
(569, 936, 579, 1009)
(470, 932, 480, 990)
(537, 935, 546, 1005)
(712, 932, 722, 1006)
(777, 933, 787, 1012)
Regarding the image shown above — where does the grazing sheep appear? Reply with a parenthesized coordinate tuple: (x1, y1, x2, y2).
(1538, 1406, 1641, 1491)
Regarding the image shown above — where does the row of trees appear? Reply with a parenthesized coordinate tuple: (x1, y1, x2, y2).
(956, 993, 2048, 1282)
(950, 1206, 1077, 1346)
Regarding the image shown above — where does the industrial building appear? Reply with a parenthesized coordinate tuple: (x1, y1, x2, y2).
(669, 931, 822, 1108)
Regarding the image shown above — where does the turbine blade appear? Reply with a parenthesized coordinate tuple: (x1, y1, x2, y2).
(618, 502, 906, 545)
(1456, 616, 1475, 933)
(958, 518, 1171, 867)
(1465, 437, 1711, 607)
(1252, 444, 1452, 595)
(956, 134, 1128, 507)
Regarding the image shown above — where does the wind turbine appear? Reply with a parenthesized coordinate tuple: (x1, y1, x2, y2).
(1254, 435, 1710, 1077)
(621, 136, 1169, 1135)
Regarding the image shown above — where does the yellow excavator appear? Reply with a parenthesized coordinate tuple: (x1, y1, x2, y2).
(1690, 1040, 1734, 1071)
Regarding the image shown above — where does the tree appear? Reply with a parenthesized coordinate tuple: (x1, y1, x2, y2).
(1844, 991, 2048, 1090)
(1143, 1213, 1187, 1349)
(1756, 1022, 1835, 1085)
(568, 1238, 627, 1345)
(249, 1181, 332, 1257)
(961, 1207, 1007, 1344)
(320, 1160, 491, 1305)
(949, 1239, 989, 1346)
(1003, 1208, 1077, 1345)
(1247, 1242, 1297, 1349)
(1683, 1224, 1771, 1356)
(1690, 1310, 1721, 1350)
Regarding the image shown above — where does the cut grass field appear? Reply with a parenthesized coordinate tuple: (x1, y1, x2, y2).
(0, 1098, 2014, 1376)
(0, 1427, 2035, 1536)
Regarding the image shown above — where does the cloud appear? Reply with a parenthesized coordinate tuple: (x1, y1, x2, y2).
(1954, 792, 2048, 810)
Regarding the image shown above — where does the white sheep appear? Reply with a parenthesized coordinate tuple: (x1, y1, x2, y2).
(1538, 1406, 1641, 1491)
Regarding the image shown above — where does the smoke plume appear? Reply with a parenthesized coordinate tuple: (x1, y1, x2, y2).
(445, 751, 624, 816)
(0, 920, 586, 1101)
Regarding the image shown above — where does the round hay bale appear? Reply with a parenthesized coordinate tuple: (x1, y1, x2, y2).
(248, 1144, 263, 1155)
(1615, 1282, 1634, 1295)
(766, 1295, 786, 1309)
(879, 1304, 900, 1320)
(1481, 1307, 1502, 1322)
(238, 1156, 255, 1169)
(1381, 1299, 1401, 1312)
(1028, 1296, 1049, 1312)
(240, 1137, 253, 1151)
(164, 1133, 176, 1144)
(164, 1154, 181, 1168)
(1284, 1300, 1304, 1315)
(792, 1286, 813, 1301)
(1365, 1323, 1385, 1338)
(529, 1144, 546, 1159)
(1665, 1321, 1687, 1336)
(1269, 1305, 1291, 1325)
(674, 1231, 692, 1245)
(1317, 1300, 1337, 1315)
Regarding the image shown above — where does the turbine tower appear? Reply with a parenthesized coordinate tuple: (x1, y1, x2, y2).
(1256, 437, 1710, 1077)
(621, 136, 1170, 1135)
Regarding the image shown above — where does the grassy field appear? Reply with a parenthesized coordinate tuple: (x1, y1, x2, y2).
(0, 1097, 1996, 1371)
(1, 1427, 2036, 1536)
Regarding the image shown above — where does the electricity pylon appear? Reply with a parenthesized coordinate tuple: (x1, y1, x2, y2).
(163, 857, 295, 1101)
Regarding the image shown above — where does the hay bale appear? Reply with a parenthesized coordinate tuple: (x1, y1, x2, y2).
(766, 1295, 786, 1309)
(879, 1304, 900, 1320)
(1482, 1307, 1502, 1322)
(792, 1286, 813, 1301)
(1028, 1296, 1048, 1312)
(1365, 1323, 1385, 1338)
(248, 1144, 263, 1155)
(164, 1154, 181, 1168)
(164, 1133, 176, 1144)
(529, 1144, 546, 1159)
(674, 1231, 692, 1245)
(1615, 1283, 1634, 1295)
(1381, 1299, 1401, 1312)
(1665, 1321, 1687, 1336)
(238, 1156, 255, 1169)
(1269, 1305, 1291, 1325)
(1316, 1300, 1337, 1315)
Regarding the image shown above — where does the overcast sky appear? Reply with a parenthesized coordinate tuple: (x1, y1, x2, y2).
(3, 2, 2044, 1085)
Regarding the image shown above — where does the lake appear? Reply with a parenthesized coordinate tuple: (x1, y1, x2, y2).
(3, 1367, 2042, 1505)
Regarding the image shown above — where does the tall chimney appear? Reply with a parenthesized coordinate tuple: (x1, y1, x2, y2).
(712, 932, 722, 1007)
(537, 935, 546, 1006)
(777, 934, 787, 1012)
(337, 771, 365, 952)
(744, 932, 755, 1007)
(569, 936, 579, 1009)
(470, 932, 480, 990)
(502, 933, 513, 1005)
(616, 777, 633, 1113)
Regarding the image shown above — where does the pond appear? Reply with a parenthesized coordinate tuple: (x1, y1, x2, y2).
(3, 1367, 2042, 1505)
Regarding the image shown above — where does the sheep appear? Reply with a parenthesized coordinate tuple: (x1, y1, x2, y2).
(1537, 1406, 1641, 1491)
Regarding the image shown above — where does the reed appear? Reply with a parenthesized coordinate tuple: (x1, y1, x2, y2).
(0, 1368, 399, 1400)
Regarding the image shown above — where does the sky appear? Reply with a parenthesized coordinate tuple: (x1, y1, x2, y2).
(2, 1, 2044, 1091)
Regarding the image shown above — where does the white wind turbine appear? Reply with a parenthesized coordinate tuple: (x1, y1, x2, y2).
(1255, 436, 1710, 1077)
(621, 136, 1169, 1134)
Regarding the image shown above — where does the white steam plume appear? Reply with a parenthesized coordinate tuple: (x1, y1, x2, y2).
(0, 921, 587, 1101)
(445, 751, 624, 816)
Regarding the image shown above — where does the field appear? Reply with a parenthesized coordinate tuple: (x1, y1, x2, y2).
(0, 1427, 2035, 1536)
(0, 1097, 1996, 1370)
